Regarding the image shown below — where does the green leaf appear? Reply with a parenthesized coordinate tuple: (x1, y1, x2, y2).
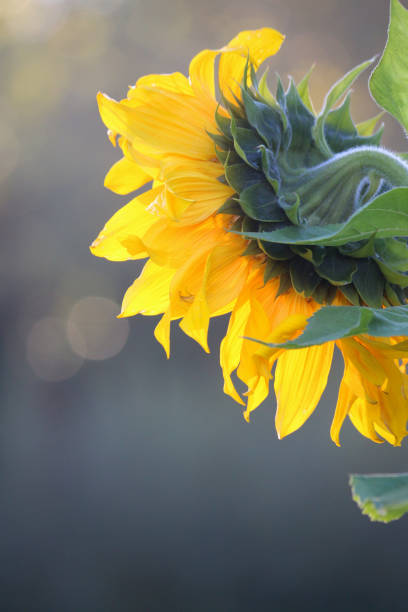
(325, 92, 355, 134)
(207, 131, 231, 150)
(230, 118, 263, 169)
(369, 0, 408, 134)
(314, 250, 357, 285)
(246, 303, 408, 350)
(376, 259, 408, 288)
(339, 234, 377, 258)
(220, 91, 246, 120)
(241, 216, 257, 233)
(241, 240, 262, 256)
(259, 240, 295, 260)
(235, 187, 408, 247)
(224, 160, 261, 193)
(285, 79, 315, 152)
(217, 197, 242, 216)
(260, 146, 280, 192)
(313, 58, 375, 157)
(375, 237, 408, 271)
(290, 244, 326, 265)
(350, 474, 408, 523)
(215, 107, 232, 139)
(352, 258, 384, 307)
(276, 76, 289, 132)
(276, 271, 292, 297)
(312, 281, 335, 305)
(289, 258, 320, 297)
(356, 112, 384, 136)
(241, 88, 282, 151)
(324, 93, 384, 151)
(279, 192, 301, 225)
(297, 65, 315, 114)
(257, 69, 276, 107)
(385, 282, 406, 305)
(239, 182, 286, 222)
(338, 283, 361, 305)
(263, 259, 286, 284)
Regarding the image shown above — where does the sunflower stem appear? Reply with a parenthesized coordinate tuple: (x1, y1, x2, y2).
(283, 146, 408, 225)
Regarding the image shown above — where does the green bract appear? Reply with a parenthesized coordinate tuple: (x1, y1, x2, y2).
(211, 56, 408, 307)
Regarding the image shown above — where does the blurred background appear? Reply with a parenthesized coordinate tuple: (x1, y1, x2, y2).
(1, 0, 408, 610)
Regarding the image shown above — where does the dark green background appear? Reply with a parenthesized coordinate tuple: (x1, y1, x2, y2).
(1, 0, 408, 609)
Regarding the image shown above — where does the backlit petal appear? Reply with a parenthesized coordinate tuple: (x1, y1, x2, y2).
(275, 341, 334, 438)
(120, 260, 174, 317)
(97, 91, 215, 160)
(104, 156, 152, 195)
(219, 28, 285, 101)
(90, 187, 162, 261)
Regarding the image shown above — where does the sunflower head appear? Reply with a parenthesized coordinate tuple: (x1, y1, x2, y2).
(212, 59, 408, 308)
(92, 26, 408, 446)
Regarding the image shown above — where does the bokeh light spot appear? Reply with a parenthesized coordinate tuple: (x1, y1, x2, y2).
(0, 119, 20, 185)
(67, 296, 129, 360)
(26, 316, 83, 381)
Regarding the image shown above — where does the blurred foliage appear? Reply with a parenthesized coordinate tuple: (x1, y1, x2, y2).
(350, 473, 408, 523)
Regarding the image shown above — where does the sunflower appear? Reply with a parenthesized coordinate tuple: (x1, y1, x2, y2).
(91, 28, 408, 446)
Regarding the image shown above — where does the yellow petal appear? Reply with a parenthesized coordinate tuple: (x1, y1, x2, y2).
(189, 48, 218, 101)
(188, 28, 285, 105)
(168, 235, 248, 320)
(374, 422, 398, 446)
(220, 285, 253, 405)
(104, 156, 152, 195)
(154, 311, 171, 358)
(179, 279, 210, 353)
(339, 338, 386, 388)
(108, 129, 118, 146)
(164, 188, 190, 220)
(219, 28, 285, 101)
(161, 157, 234, 225)
(243, 311, 308, 422)
(120, 260, 174, 317)
(348, 398, 384, 444)
(176, 194, 233, 226)
(275, 341, 334, 438)
(371, 354, 408, 444)
(244, 375, 270, 421)
(134, 72, 193, 96)
(143, 217, 223, 268)
(90, 187, 162, 261)
(167, 245, 211, 318)
(237, 296, 271, 392)
(120, 138, 160, 179)
(336, 338, 407, 445)
(97, 93, 157, 157)
(330, 379, 355, 446)
(205, 239, 249, 313)
(97, 91, 215, 160)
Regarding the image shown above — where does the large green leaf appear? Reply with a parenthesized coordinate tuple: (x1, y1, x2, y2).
(370, 0, 408, 134)
(246, 304, 408, 349)
(350, 474, 408, 523)
(236, 187, 408, 246)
